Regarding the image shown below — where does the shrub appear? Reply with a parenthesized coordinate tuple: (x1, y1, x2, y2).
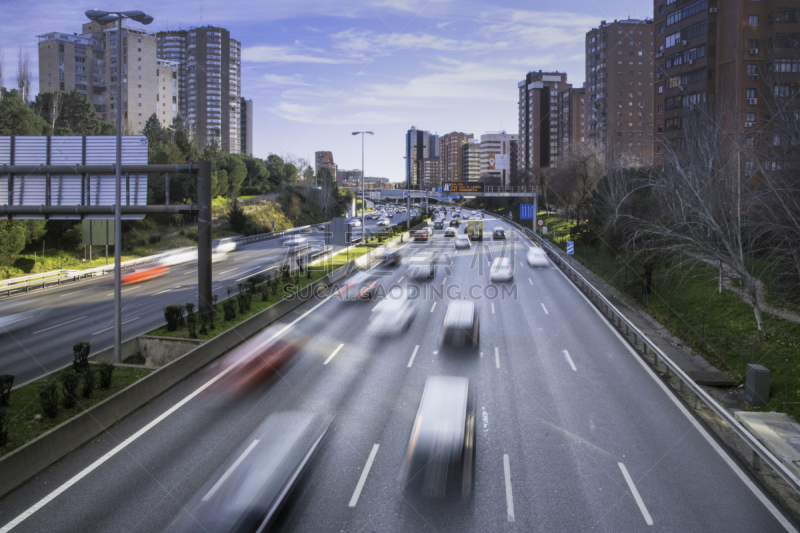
(164, 305, 185, 331)
(187, 312, 197, 338)
(73, 342, 91, 373)
(0, 374, 13, 407)
(186, 230, 198, 241)
(236, 283, 253, 313)
(98, 362, 114, 389)
(60, 371, 80, 408)
(200, 310, 215, 334)
(39, 382, 59, 418)
(223, 299, 237, 321)
(81, 369, 95, 399)
(0, 408, 7, 447)
(271, 278, 279, 296)
(149, 235, 160, 244)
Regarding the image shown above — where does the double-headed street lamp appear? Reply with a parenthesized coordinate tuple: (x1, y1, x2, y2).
(85, 9, 154, 364)
(352, 131, 374, 241)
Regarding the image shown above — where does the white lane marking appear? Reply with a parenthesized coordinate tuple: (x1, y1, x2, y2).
(397, 276, 404, 283)
(618, 462, 654, 526)
(551, 264, 798, 533)
(324, 343, 345, 365)
(182, 269, 198, 275)
(563, 349, 577, 371)
(349, 444, 380, 507)
(203, 440, 260, 501)
(154, 289, 172, 295)
(59, 287, 94, 298)
(408, 345, 419, 368)
(541, 303, 549, 314)
(495, 347, 500, 369)
(0, 293, 335, 533)
(104, 287, 140, 297)
(528, 277, 533, 285)
(491, 302, 495, 314)
(92, 317, 140, 336)
(217, 269, 236, 275)
(33, 316, 87, 335)
(430, 302, 437, 313)
(520, 261, 524, 267)
(503, 454, 515, 522)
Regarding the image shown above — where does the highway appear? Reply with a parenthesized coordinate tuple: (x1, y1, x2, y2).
(0, 210, 409, 384)
(0, 209, 793, 532)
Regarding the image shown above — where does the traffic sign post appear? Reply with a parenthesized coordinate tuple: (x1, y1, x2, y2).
(567, 241, 574, 254)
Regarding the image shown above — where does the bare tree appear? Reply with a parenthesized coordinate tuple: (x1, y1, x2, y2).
(17, 48, 30, 103)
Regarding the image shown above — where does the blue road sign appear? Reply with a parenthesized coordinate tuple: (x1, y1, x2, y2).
(438, 195, 458, 199)
(403, 190, 409, 198)
(438, 188, 442, 193)
(520, 204, 534, 220)
(567, 241, 574, 254)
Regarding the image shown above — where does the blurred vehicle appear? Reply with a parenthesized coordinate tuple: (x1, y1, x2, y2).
(440, 301, 479, 347)
(368, 294, 418, 336)
(349, 219, 362, 228)
(382, 248, 402, 268)
(455, 234, 471, 249)
(284, 235, 309, 254)
(121, 263, 170, 285)
(334, 271, 380, 300)
(222, 329, 308, 393)
(444, 228, 457, 238)
(164, 411, 329, 533)
(0, 311, 35, 334)
(387, 212, 394, 218)
(463, 215, 470, 221)
(214, 237, 237, 254)
(366, 213, 376, 220)
(401, 376, 475, 499)
(407, 254, 436, 279)
(433, 220, 444, 230)
(377, 218, 391, 227)
(490, 257, 514, 282)
(413, 228, 432, 242)
(492, 228, 506, 240)
(526, 247, 549, 268)
(449, 219, 460, 227)
(466, 220, 483, 241)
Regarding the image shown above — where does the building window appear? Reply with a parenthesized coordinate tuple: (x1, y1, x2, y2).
(747, 88, 757, 99)
(749, 15, 759, 26)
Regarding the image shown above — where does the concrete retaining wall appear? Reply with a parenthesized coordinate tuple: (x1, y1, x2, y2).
(138, 337, 206, 367)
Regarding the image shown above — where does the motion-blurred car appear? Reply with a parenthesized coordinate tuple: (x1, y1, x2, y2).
(492, 228, 506, 240)
(214, 237, 237, 254)
(407, 254, 436, 279)
(222, 330, 308, 393)
(401, 376, 475, 499)
(334, 271, 380, 300)
(526, 247, 549, 268)
(366, 213, 376, 220)
(444, 228, 457, 238)
(368, 294, 418, 336)
(455, 234, 471, 249)
(382, 248, 402, 268)
(440, 301, 479, 347)
(349, 219, 362, 227)
(121, 263, 170, 285)
(377, 218, 391, 227)
(284, 235, 309, 254)
(387, 212, 394, 218)
(490, 257, 514, 282)
(164, 411, 330, 533)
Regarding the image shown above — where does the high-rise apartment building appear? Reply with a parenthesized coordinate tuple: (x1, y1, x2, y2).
(405, 127, 438, 187)
(439, 132, 473, 183)
(517, 71, 572, 172)
(240, 97, 253, 156)
(586, 18, 655, 166)
(462, 138, 481, 181)
(337, 169, 362, 184)
(156, 26, 241, 151)
(480, 132, 519, 186)
(315, 151, 337, 179)
(654, 0, 799, 160)
(417, 158, 441, 190)
(38, 20, 158, 135)
(558, 86, 587, 159)
(156, 59, 179, 127)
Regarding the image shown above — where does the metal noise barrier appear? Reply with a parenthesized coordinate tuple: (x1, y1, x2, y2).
(500, 213, 800, 496)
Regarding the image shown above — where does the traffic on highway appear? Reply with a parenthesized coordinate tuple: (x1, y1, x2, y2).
(0, 206, 795, 532)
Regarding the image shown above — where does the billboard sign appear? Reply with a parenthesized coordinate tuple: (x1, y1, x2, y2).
(487, 154, 509, 171)
(441, 181, 485, 194)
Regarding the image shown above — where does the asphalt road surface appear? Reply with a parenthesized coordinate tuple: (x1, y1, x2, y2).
(0, 209, 794, 532)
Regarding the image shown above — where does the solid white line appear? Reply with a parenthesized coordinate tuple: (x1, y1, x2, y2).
(528, 277, 533, 285)
(105, 287, 140, 297)
(154, 289, 172, 295)
(618, 463, 654, 526)
(430, 302, 437, 313)
(32, 316, 86, 335)
(503, 454, 515, 522)
(92, 317, 140, 336)
(217, 269, 236, 275)
(203, 440, 260, 501)
(563, 350, 577, 371)
(182, 269, 198, 275)
(520, 261, 524, 267)
(349, 444, 380, 507)
(324, 343, 345, 365)
(0, 293, 335, 532)
(541, 303, 549, 314)
(551, 263, 798, 532)
(397, 276, 404, 283)
(491, 302, 495, 314)
(408, 345, 419, 368)
(495, 347, 500, 369)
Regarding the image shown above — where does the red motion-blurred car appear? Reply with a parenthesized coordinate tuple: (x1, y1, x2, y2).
(225, 332, 307, 393)
(121, 264, 170, 285)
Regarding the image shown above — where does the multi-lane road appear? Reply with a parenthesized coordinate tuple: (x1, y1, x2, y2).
(0, 210, 409, 384)
(0, 209, 794, 532)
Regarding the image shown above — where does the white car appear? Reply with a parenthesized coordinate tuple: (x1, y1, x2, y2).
(377, 218, 391, 226)
(368, 295, 418, 336)
(526, 247, 549, 268)
(490, 257, 514, 282)
(455, 234, 471, 249)
(349, 219, 362, 227)
(444, 227, 457, 238)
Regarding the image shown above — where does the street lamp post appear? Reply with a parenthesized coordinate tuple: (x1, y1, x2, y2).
(85, 9, 154, 364)
(352, 131, 373, 244)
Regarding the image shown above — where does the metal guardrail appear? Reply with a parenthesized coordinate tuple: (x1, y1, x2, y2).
(497, 212, 800, 497)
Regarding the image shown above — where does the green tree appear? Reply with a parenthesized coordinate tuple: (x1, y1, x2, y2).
(96, 121, 115, 135)
(220, 153, 248, 197)
(266, 154, 286, 187)
(143, 113, 168, 145)
(170, 114, 199, 161)
(0, 222, 27, 268)
(227, 199, 248, 234)
(0, 88, 51, 135)
(34, 90, 99, 135)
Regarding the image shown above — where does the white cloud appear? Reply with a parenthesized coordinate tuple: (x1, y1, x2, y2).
(242, 45, 353, 64)
(259, 74, 311, 86)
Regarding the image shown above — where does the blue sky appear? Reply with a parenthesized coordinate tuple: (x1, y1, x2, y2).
(2, 0, 653, 182)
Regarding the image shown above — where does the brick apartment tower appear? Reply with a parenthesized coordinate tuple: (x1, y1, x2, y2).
(517, 71, 572, 172)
